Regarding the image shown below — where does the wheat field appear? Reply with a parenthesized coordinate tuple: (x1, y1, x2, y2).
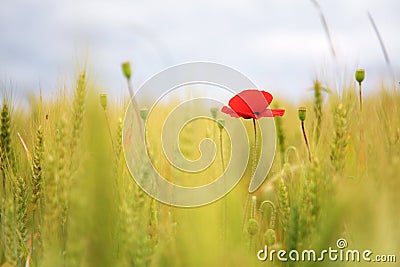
(0, 68, 399, 267)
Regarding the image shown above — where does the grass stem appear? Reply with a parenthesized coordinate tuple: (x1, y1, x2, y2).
(359, 82, 363, 112)
(301, 121, 312, 162)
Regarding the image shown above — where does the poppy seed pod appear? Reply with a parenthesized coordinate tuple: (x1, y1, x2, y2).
(264, 228, 276, 246)
(99, 94, 108, 110)
(355, 69, 365, 84)
(140, 108, 148, 120)
(122, 61, 132, 80)
(246, 218, 259, 236)
(210, 107, 218, 119)
(298, 107, 307, 122)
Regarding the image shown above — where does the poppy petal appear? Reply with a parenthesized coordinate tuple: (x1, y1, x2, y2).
(261, 91, 273, 105)
(236, 111, 256, 119)
(228, 90, 274, 117)
(228, 92, 254, 116)
(223, 89, 284, 120)
(259, 109, 285, 117)
(221, 106, 240, 118)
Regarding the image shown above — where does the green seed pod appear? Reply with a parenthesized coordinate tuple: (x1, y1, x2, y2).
(140, 108, 148, 120)
(298, 107, 307, 122)
(264, 228, 276, 246)
(217, 119, 225, 130)
(355, 69, 365, 84)
(210, 107, 218, 119)
(246, 218, 259, 236)
(122, 61, 132, 80)
(99, 93, 108, 110)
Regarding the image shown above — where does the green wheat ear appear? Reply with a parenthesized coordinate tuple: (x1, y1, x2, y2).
(148, 198, 159, 246)
(1, 102, 15, 177)
(286, 203, 299, 251)
(30, 125, 44, 266)
(312, 79, 324, 144)
(300, 159, 321, 247)
(330, 103, 348, 172)
(277, 177, 290, 234)
(70, 70, 87, 160)
(32, 125, 44, 210)
(15, 175, 28, 261)
(274, 102, 286, 166)
(115, 117, 123, 168)
(1, 197, 18, 266)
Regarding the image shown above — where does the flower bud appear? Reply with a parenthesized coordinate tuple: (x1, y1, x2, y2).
(140, 108, 148, 120)
(99, 93, 108, 110)
(264, 228, 276, 246)
(355, 69, 365, 84)
(298, 107, 307, 122)
(210, 107, 218, 119)
(122, 61, 132, 80)
(246, 218, 259, 236)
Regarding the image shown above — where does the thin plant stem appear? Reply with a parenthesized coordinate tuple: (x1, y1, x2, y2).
(357, 80, 366, 173)
(219, 127, 227, 257)
(310, 0, 336, 59)
(301, 121, 312, 162)
(359, 95, 366, 175)
(242, 118, 258, 230)
(102, 110, 117, 157)
(359, 82, 363, 112)
(219, 128, 225, 171)
(127, 78, 134, 98)
(242, 195, 251, 231)
(252, 118, 257, 180)
(125, 78, 144, 140)
(31, 210, 35, 266)
(259, 200, 276, 230)
(2, 174, 4, 199)
(368, 12, 394, 77)
(248, 196, 257, 253)
(212, 119, 216, 142)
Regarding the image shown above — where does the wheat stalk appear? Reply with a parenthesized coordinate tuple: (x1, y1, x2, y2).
(330, 103, 348, 172)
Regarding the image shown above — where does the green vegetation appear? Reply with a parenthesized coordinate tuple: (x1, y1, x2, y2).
(0, 69, 399, 267)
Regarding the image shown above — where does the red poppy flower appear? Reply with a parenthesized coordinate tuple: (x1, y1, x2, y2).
(221, 89, 285, 119)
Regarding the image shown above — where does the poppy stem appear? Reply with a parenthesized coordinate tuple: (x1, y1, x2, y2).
(252, 118, 257, 176)
(219, 128, 225, 172)
(301, 121, 312, 162)
(252, 118, 258, 208)
(242, 119, 258, 231)
(219, 126, 227, 254)
(359, 82, 363, 112)
(102, 109, 117, 158)
(358, 85, 366, 174)
(126, 77, 145, 141)
(253, 118, 257, 143)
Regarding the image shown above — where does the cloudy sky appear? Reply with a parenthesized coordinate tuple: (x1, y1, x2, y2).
(0, 0, 399, 102)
